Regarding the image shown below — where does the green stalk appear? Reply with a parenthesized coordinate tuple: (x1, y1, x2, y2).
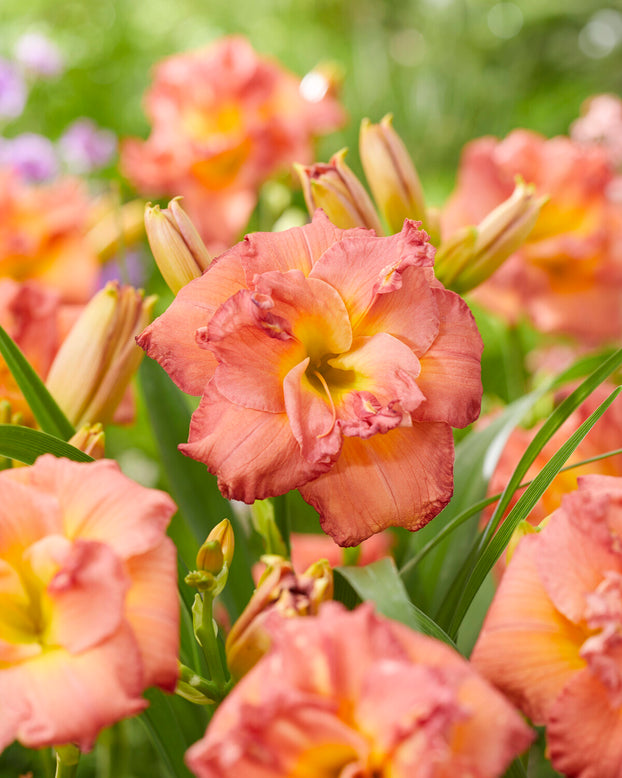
(195, 593, 227, 690)
(54, 745, 80, 778)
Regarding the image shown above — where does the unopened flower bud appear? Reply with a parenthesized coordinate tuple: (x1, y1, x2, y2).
(68, 423, 105, 459)
(196, 540, 224, 576)
(295, 149, 383, 233)
(359, 114, 426, 232)
(145, 197, 211, 293)
(436, 179, 544, 294)
(45, 282, 155, 427)
(226, 556, 333, 680)
(87, 198, 146, 263)
(204, 518, 234, 568)
(188, 520, 235, 595)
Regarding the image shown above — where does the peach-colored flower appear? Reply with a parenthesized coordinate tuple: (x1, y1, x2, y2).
(290, 530, 393, 573)
(484, 385, 622, 529)
(0, 169, 100, 304)
(571, 94, 622, 171)
(0, 455, 179, 752)
(0, 279, 63, 424)
(138, 212, 483, 546)
(187, 602, 533, 778)
(442, 129, 622, 344)
(121, 37, 345, 254)
(472, 474, 622, 778)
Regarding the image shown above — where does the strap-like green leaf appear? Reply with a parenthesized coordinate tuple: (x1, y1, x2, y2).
(0, 424, 92, 464)
(0, 325, 75, 440)
(335, 558, 456, 648)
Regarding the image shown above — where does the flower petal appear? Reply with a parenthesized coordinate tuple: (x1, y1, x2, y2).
(239, 209, 359, 277)
(0, 475, 62, 560)
(310, 220, 435, 330)
(23, 456, 176, 559)
(125, 538, 179, 690)
(547, 669, 622, 778)
(181, 383, 332, 502)
(355, 264, 439, 355)
(137, 250, 247, 396)
(1, 624, 145, 751)
(471, 535, 586, 724)
(410, 288, 483, 428)
(300, 423, 454, 546)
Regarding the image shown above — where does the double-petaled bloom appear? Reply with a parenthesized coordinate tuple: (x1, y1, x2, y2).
(121, 36, 345, 254)
(187, 602, 533, 778)
(0, 455, 179, 752)
(472, 474, 622, 778)
(442, 129, 622, 344)
(139, 212, 483, 546)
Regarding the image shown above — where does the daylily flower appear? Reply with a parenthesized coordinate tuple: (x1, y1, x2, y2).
(442, 129, 622, 344)
(121, 36, 345, 254)
(0, 455, 179, 752)
(472, 474, 622, 778)
(187, 602, 533, 778)
(138, 212, 483, 546)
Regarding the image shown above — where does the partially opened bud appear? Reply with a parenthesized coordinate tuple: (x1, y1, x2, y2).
(360, 114, 426, 232)
(295, 149, 383, 233)
(436, 179, 544, 294)
(46, 282, 155, 427)
(226, 556, 333, 680)
(145, 197, 211, 294)
(68, 423, 105, 459)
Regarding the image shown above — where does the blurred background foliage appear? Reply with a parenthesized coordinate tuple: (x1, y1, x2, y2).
(2, 0, 622, 203)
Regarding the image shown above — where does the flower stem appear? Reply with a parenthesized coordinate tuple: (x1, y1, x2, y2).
(196, 592, 227, 689)
(54, 745, 80, 778)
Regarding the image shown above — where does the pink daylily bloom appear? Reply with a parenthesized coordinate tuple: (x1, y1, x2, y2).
(472, 474, 622, 778)
(0, 455, 179, 752)
(139, 213, 483, 546)
(121, 37, 345, 254)
(442, 129, 622, 345)
(186, 602, 533, 778)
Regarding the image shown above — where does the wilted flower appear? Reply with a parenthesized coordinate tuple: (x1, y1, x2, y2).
(0, 133, 58, 182)
(442, 129, 622, 344)
(121, 36, 345, 253)
(14, 32, 63, 78)
(188, 602, 533, 777)
(226, 555, 333, 679)
(139, 212, 483, 546)
(472, 474, 622, 778)
(45, 281, 155, 427)
(0, 455, 179, 752)
(0, 58, 26, 119)
(59, 118, 117, 175)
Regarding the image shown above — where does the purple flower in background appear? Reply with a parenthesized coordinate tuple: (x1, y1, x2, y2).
(0, 58, 27, 119)
(59, 118, 117, 174)
(0, 133, 58, 181)
(99, 249, 146, 290)
(14, 32, 64, 78)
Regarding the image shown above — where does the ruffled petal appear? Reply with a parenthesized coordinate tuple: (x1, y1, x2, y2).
(23, 456, 176, 560)
(310, 220, 435, 330)
(410, 288, 483, 428)
(181, 383, 332, 502)
(547, 669, 622, 778)
(0, 475, 62, 559)
(124, 539, 179, 690)
(239, 209, 360, 277)
(137, 251, 247, 396)
(355, 264, 439, 355)
(330, 333, 425, 437)
(300, 423, 454, 546)
(1, 624, 145, 751)
(471, 535, 586, 724)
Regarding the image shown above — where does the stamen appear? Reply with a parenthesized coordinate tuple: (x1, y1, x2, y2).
(312, 370, 337, 439)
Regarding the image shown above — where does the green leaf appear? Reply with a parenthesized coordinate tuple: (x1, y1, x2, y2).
(447, 384, 622, 638)
(0, 325, 74, 440)
(335, 558, 456, 648)
(137, 690, 200, 778)
(139, 357, 254, 620)
(0, 424, 93, 464)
